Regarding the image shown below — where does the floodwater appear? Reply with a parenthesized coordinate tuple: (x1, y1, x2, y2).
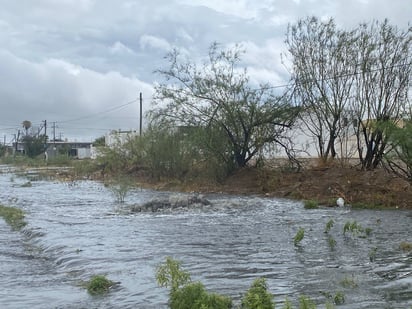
(0, 165, 411, 309)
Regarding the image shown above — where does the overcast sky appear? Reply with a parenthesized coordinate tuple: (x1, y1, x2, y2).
(0, 0, 410, 142)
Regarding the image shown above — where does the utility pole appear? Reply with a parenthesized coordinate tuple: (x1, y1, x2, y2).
(43, 120, 47, 149)
(139, 92, 143, 136)
(52, 122, 56, 143)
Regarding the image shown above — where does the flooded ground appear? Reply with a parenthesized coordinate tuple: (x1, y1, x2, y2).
(0, 165, 411, 308)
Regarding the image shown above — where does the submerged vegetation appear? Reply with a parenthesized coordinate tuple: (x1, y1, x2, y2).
(294, 228, 305, 246)
(156, 257, 347, 308)
(0, 204, 26, 230)
(85, 275, 115, 296)
(303, 200, 318, 209)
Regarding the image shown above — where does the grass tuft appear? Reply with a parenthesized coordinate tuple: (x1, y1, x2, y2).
(0, 204, 26, 230)
(304, 200, 319, 209)
(86, 275, 114, 295)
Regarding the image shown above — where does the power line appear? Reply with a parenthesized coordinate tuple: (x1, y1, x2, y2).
(58, 97, 140, 124)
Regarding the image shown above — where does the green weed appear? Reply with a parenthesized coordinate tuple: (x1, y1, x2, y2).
(304, 200, 319, 209)
(343, 220, 372, 238)
(340, 275, 358, 288)
(294, 228, 305, 246)
(333, 291, 345, 305)
(298, 295, 316, 309)
(324, 219, 335, 234)
(86, 275, 114, 295)
(241, 278, 274, 309)
(0, 204, 26, 230)
(369, 247, 378, 262)
(327, 235, 337, 251)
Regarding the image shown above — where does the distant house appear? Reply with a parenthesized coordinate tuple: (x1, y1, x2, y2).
(13, 140, 93, 159)
(46, 141, 93, 159)
(105, 129, 139, 148)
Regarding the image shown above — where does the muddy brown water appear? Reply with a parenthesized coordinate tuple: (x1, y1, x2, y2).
(0, 166, 411, 308)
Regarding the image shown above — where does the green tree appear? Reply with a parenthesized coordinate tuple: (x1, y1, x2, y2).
(93, 135, 106, 147)
(22, 134, 47, 158)
(151, 43, 298, 171)
(385, 120, 412, 182)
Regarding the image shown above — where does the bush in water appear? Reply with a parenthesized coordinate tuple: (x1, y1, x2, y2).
(299, 295, 316, 309)
(156, 256, 191, 292)
(107, 176, 133, 203)
(86, 275, 114, 295)
(241, 278, 274, 309)
(303, 200, 319, 209)
(0, 204, 26, 230)
(156, 257, 349, 308)
(156, 257, 231, 309)
(170, 282, 232, 309)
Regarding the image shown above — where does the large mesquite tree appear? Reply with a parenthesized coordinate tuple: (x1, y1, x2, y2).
(151, 43, 298, 170)
(286, 17, 358, 162)
(286, 17, 411, 169)
(352, 20, 412, 169)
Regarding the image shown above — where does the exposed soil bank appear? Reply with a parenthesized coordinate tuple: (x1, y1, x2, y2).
(141, 166, 412, 209)
(5, 163, 412, 209)
(223, 166, 412, 209)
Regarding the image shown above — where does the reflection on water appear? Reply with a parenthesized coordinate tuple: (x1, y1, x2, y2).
(0, 166, 411, 308)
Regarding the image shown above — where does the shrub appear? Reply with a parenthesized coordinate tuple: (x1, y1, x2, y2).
(156, 257, 231, 309)
(304, 200, 318, 209)
(333, 291, 345, 305)
(107, 176, 133, 203)
(156, 257, 191, 292)
(340, 275, 357, 288)
(170, 282, 232, 309)
(299, 295, 316, 309)
(0, 205, 26, 230)
(86, 275, 114, 295)
(241, 278, 274, 309)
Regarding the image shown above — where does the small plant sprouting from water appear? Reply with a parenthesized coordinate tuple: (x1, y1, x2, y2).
(0, 204, 26, 230)
(343, 220, 372, 238)
(324, 219, 335, 234)
(368, 247, 378, 262)
(333, 291, 345, 305)
(86, 275, 114, 295)
(108, 177, 132, 203)
(299, 295, 316, 309)
(340, 275, 358, 289)
(294, 227, 305, 246)
(304, 200, 319, 209)
(399, 241, 412, 252)
(327, 235, 337, 251)
(282, 297, 293, 309)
